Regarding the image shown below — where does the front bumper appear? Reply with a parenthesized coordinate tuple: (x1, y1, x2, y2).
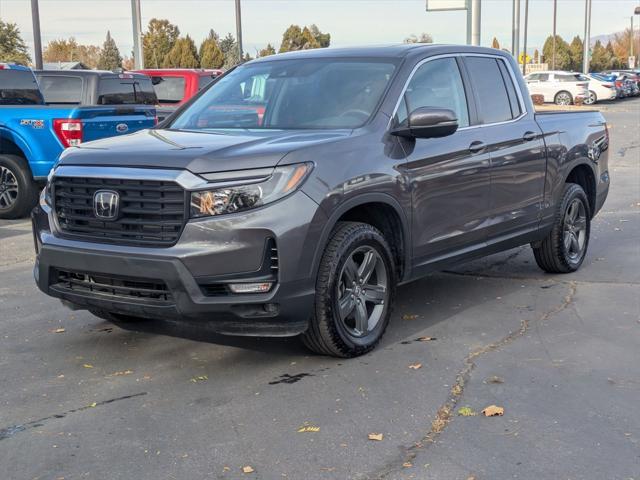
(33, 188, 326, 337)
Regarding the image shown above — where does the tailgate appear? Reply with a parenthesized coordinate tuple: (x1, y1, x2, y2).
(72, 106, 156, 142)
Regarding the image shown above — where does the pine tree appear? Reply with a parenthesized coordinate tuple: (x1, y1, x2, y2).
(219, 33, 239, 69)
(568, 36, 583, 72)
(491, 37, 500, 49)
(258, 43, 276, 58)
(199, 30, 224, 68)
(97, 31, 123, 70)
(542, 35, 572, 70)
(143, 19, 180, 68)
(0, 20, 31, 65)
(163, 35, 199, 68)
(279, 24, 331, 52)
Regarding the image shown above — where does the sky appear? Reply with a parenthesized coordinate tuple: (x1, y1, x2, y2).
(1, 0, 638, 58)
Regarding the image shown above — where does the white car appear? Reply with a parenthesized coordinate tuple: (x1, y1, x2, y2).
(583, 74, 617, 104)
(524, 71, 589, 105)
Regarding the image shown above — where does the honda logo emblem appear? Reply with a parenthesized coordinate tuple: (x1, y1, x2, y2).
(93, 190, 120, 220)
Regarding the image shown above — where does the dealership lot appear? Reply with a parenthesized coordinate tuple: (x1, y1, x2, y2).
(1, 98, 638, 479)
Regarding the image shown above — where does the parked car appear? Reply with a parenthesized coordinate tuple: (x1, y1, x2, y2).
(601, 70, 640, 89)
(0, 65, 157, 218)
(524, 71, 589, 105)
(33, 45, 610, 357)
(583, 74, 617, 104)
(133, 68, 224, 121)
(592, 73, 625, 98)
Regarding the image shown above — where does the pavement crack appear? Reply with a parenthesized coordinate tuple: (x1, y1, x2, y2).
(368, 282, 577, 480)
(0, 392, 147, 441)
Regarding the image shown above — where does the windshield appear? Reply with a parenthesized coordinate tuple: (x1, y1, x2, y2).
(169, 58, 397, 130)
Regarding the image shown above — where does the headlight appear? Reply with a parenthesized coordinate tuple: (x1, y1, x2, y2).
(190, 163, 313, 218)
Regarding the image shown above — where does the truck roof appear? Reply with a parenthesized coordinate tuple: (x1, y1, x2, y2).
(248, 44, 512, 63)
(34, 70, 150, 80)
(134, 68, 223, 76)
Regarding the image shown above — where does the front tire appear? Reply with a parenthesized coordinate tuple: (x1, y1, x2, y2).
(0, 155, 39, 219)
(532, 183, 591, 273)
(554, 91, 573, 106)
(302, 221, 396, 357)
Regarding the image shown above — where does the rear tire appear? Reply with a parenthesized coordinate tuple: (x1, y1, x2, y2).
(0, 155, 39, 219)
(532, 183, 591, 273)
(302, 221, 396, 357)
(554, 91, 573, 106)
(584, 90, 597, 105)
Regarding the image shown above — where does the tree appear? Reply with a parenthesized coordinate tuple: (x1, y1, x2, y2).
(122, 55, 135, 70)
(542, 35, 571, 70)
(0, 20, 31, 65)
(279, 24, 331, 52)
(143, 18, 180, 68)
(568, 35, 583, 71)
(199, 30, 224, 68)
(491, 37, 500, 49)
(243, 52, 253, 62)
(533, 49, 540, 64)
(606, 41, 622, 69)
(610, 28, 640, 67)
(589, 40, 610, 72)
(220, 33, 239, 69)
(163, 35, 199, 68)
(43, 38, 101, 68)
(404, 33, 434, 44)
(258, 43, 277, 57)
(97, 31, 123, 70)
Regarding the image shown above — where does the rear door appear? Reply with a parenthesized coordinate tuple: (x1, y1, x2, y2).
(80, 75, 157, 142)
(462, 55, 546, 242)
(396, 56, 492, 268)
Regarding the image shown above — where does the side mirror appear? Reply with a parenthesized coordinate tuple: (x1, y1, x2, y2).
(392, 107, 458, 139)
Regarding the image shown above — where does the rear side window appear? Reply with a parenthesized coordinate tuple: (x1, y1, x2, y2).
(557, 74, 582, 82)
(465, 57, 513, 124)
(37, 75, 82, 104)
(398, 57, 469, 127)
(198, 75, 216, 90)
(0, 70, 43, 105)
(496, 60, 522, 118)
(97, 77, 157, 105)
(151, 76, 185, 103)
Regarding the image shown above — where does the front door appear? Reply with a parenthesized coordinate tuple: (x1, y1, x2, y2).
(394, 56, 492, 269)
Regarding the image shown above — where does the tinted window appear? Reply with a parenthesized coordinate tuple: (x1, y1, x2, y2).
(97, 77, 157, 105)
(557, 74, 582, 82)
(496, 60, 522, 118)
(0, 70, 43, 105)
(151, 76, 185, 103)
(171, 59, 397, 130)
(198, 75, 216, 90)
(465, 57, 512, 124)
(37, 75, 82, 104)
(398, 57, 469, 127)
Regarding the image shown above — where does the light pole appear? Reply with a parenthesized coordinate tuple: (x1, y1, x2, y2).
(235, 0, 243, 61)
(522, 0, 529, 76)
(131, 0, 144, 69)
(582, 0, 592, 73)
(512, 0, 520, 61)
(470, 0, 481, 46)
(552, 0, 557, 70)
(30, 0, 43, 69)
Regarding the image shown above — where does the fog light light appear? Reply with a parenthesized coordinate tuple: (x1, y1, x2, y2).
(228, 282, 273, 294)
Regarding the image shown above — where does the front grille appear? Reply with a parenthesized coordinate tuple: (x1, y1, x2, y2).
(53, 176, 187, 247)
(53, 269, 173, 304)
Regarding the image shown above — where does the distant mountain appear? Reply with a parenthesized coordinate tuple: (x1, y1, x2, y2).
(590, 32, 619, 46)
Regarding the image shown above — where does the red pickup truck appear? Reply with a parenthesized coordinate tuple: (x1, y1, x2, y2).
(134, 68, 223, 121)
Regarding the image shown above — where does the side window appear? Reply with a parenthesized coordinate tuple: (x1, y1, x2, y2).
(496, 60, 522, 118)
(397, 57, 469, 128)
(538, 73, 549, 82)
(37, 75, 82, 104)
(464, 57, 513, 124)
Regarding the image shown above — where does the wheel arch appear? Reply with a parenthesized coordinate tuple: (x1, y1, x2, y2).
(564, 162, 597, 217)
(312, 194, 411, 282)
(0, 127, 34, 163)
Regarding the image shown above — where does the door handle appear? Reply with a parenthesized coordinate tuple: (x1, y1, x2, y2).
(523, 131, 537, 142)
(469, 141, 486, 154)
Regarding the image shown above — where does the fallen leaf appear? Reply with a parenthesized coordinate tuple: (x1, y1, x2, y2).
(190, 375, 208, 383)
(486, 376, 504, 384)
(418, 336, 436, 342)
(297, 425, 320, 433)
(402, 462, 413, 468)
(50, 328, 66, 333)
(88, 402, 97, 408)
(108, 370, 133, 377)
(82, 364, 94, 369)
(242, 466, 254, 474)
(402, 314, 419, 320)
(408, 363, 422, 370)
(368, 433, 384, 441)
(457, 406, 476, 417)
(482, 405, 504, 417)
(223, 466, 231, 472)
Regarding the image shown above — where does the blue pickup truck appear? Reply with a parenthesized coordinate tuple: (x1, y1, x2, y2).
(0, 64, 157, 218)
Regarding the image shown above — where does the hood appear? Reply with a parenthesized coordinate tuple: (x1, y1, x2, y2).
(58, 128, 352, 174)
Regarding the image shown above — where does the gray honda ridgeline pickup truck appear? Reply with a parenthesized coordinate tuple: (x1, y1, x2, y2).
(33, 45, 609, 357)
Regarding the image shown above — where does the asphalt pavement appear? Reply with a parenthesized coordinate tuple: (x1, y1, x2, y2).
(1, 97, 638, 480)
